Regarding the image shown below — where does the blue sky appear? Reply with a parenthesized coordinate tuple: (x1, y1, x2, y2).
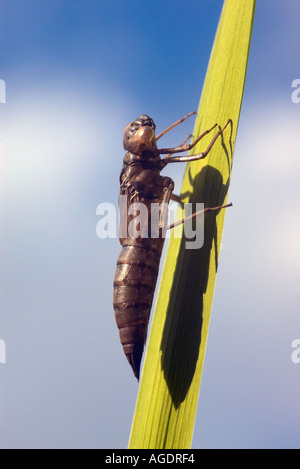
(1, 0, 300, 449)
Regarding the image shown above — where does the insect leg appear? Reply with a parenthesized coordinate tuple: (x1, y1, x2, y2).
(163, 134, 192, 159)
(167, 203, 233, 231)
(159, 119, 231, 158)
(159, 178, 174, 232)
(155, 111, 196, 141)
(170, 194, 181, 203)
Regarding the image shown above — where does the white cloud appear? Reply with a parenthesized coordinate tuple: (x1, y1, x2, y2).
(235, 101, 300, 179)
(228, 100, 300, 272)
(1, 81, 130, 202)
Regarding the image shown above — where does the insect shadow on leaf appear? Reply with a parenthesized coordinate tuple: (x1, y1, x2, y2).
(160, 122, 233, 407)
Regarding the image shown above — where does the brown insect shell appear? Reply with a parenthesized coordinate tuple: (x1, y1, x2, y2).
(123, 122, 157, 156)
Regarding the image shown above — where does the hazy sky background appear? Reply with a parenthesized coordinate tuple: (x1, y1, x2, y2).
(1, 0, 300, 449)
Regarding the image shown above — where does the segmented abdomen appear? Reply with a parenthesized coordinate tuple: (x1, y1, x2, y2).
(113, 237, 164, 380)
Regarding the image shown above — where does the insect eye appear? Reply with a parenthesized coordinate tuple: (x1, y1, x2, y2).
(130, 123, 140, 133)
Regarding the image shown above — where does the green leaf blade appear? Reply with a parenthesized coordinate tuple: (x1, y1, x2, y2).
(129, 0, 256, 450)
